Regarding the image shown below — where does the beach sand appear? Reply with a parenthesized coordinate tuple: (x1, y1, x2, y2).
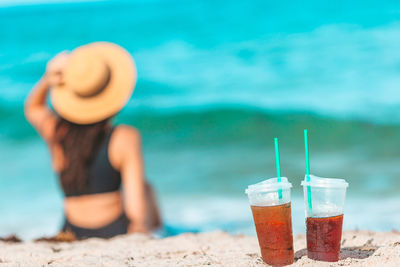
(0, 230, 399, 266)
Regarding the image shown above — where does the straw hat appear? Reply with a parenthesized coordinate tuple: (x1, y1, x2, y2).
(50, 42, 137, 124)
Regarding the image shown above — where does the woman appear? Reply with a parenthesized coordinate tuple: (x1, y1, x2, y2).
(24, 42, 161, 239)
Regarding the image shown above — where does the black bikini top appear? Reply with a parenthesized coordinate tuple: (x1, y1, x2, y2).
(61, 128, 122, 197)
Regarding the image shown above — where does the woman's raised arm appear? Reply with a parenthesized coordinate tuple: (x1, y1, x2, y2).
(24, 75, 57, 141)
(24, 52, 68, 141)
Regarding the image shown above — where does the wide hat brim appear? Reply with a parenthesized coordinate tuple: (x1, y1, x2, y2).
(50, 42, 137, 124)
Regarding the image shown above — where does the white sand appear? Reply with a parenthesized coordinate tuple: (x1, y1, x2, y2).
(0, 230, 399, 266)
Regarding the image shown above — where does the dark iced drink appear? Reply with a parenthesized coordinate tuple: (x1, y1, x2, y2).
(306, 214, 344, 262)
(302, 175, 348, 262)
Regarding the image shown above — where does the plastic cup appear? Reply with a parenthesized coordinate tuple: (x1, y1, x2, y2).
(301, 175, 349, 262)
(245, 177, 294, 266)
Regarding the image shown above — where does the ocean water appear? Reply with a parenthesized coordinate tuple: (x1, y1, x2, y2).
(1, 0, 400, 239)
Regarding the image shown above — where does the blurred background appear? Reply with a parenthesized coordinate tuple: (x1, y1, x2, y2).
(1, 0, 400, 239)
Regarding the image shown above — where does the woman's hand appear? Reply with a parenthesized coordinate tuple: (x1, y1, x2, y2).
(46, 51, 69, 87)
(128, 222, 149, 234)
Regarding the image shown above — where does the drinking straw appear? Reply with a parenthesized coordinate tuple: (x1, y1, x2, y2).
(304, 129, 313, 212)
(274, 137, 283, 200)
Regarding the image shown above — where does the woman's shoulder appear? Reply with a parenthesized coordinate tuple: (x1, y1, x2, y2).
(109, 125, 142, 168)
(112, 124, 141, 142)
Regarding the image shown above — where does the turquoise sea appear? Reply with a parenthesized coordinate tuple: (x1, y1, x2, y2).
(1, 0, 400, 239)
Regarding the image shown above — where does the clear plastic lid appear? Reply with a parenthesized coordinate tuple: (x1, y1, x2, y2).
(301, 174, 349, 188)
(245, 177, 292, 195)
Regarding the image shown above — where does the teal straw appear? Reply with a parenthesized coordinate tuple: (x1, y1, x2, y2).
(274, 138, 283, 200)
(304, 129, 313, 213)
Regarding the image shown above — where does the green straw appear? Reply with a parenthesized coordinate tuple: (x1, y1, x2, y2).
(304, 129, 312, 213)
(274, 137, 283, 200)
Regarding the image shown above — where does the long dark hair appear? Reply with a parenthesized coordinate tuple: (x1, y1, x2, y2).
(54, 118, 111, 195)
